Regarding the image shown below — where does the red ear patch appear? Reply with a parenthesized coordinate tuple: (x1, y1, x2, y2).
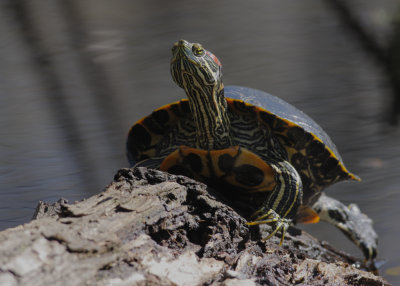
(207, 51, 222, 67)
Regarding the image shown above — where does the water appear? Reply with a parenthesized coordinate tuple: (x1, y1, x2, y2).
(1, 1, 399, 283)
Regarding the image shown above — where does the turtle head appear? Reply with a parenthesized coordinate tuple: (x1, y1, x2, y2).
(170, 40, 232, 150)
(170, 39, 222, 90)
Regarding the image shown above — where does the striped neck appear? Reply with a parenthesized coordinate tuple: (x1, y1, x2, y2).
(184, 81, 233, 150)
(170, 39, 233, 150)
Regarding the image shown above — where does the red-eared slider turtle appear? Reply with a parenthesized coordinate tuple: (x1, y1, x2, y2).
(127, 40, 378, 259)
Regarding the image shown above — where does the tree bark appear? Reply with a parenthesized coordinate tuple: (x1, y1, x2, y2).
(0, 168, 390, 286)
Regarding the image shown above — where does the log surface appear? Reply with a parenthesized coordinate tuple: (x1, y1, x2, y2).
(0, 168, 390, 286)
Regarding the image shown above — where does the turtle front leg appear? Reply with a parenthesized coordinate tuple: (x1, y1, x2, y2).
(247, 160, 303, 245)
(247, 209, 291, 245)
(312, 193, 378, 260)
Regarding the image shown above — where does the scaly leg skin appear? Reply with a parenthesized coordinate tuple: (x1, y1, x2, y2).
(246, 160, 302, 245)
(312, 192, 378, 260)
(247, 209, 291, 246)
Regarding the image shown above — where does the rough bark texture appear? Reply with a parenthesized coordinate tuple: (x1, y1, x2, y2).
(0, 168, 390, 286)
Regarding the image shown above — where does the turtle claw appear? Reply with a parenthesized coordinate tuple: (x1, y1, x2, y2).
(246, 209, 291, 245)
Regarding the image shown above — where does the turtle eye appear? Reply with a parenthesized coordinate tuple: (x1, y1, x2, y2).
(192, 44, 204, 57)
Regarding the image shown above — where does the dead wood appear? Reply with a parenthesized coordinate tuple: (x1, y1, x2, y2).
(0, 167, 390, 286)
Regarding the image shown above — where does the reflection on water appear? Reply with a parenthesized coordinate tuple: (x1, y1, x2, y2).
(0, 0, 399, 284)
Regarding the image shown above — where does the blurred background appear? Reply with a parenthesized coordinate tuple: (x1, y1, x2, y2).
(1, 0, 399, 283)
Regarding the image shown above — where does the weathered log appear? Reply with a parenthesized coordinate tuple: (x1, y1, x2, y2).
(0, 168, 390, 286)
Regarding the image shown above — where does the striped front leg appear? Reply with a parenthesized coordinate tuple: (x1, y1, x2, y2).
(247, 160, 303, 245)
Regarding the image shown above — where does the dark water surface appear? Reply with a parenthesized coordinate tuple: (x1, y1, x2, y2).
(1, 1, 399, 283)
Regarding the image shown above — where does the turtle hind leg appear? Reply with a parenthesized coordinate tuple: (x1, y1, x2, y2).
(312, 192, 378, 260)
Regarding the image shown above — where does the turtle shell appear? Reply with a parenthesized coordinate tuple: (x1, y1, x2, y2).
(127, 86, 359, 206)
